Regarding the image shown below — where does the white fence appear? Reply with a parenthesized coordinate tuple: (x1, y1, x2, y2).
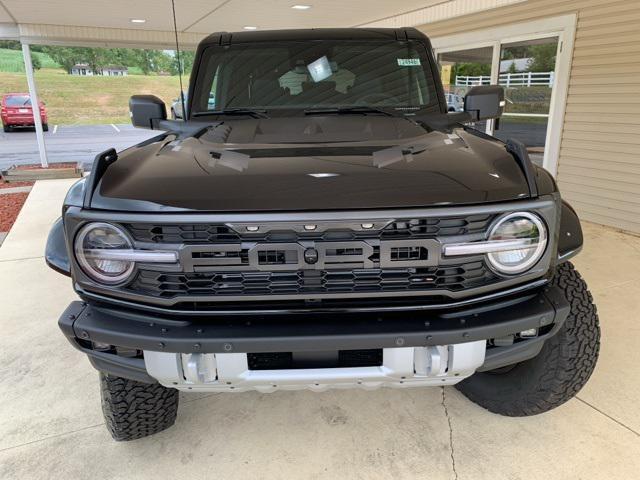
(455, 71, 554, 87)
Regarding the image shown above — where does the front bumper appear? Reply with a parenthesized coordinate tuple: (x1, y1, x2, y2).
(59, 284, 570, 389)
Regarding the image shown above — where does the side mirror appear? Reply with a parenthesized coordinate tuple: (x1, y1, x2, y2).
(129, 95, 167, 129)
(464, 85, 505, 121)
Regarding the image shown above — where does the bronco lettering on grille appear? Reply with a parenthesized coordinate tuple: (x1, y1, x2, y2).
(178, 239, 441, 273)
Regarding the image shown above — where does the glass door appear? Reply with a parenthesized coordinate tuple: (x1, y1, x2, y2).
(492, 37, 560, 166)
(437, 46, 495, 135)
(432, 14, 575, 176)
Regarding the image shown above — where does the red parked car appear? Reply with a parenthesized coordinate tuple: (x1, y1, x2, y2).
(1, 93, 48, 132)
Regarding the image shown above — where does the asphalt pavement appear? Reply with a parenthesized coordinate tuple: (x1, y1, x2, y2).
(494, 120, 548, 147)
(0, 124, 157, 171)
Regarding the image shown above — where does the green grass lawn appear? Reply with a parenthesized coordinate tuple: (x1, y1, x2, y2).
(501, 114, 549, 124)
(0, 68, 185, 125)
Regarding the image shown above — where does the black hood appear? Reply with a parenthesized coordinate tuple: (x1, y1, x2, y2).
(93, 116, 530, 212)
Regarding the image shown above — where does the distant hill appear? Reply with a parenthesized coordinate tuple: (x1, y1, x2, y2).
(0, 48, 60, 72)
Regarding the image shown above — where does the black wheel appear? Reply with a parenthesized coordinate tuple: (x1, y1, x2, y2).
(100, 373, 179, 441)
(3, 124, 10, 132)
(456, 262, 600, 416)
(42, 123, 49, 132)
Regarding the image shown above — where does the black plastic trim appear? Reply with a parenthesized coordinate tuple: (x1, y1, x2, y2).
(59, 285, 569, 355)
(87, 351, 155, 383)
(77, 278, 549, 316)
(58, 302, 155, 383)
(83, 148, 117, 208)
(506, 138, 538, 198)
(479, 283, 570, 370)
(64, 197, 557, 225)
(479, 338, 545, 372)
(557, 200, 583, 263)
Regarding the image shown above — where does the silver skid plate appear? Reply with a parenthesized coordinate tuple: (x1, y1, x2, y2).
(144, 342, 486, 393)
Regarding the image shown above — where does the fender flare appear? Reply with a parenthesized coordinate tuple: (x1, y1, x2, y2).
(557, 200, 583, 263)
(45, 217, 71, 276)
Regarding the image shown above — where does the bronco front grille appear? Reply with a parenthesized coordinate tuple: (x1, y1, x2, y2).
(111, 212, 506, 302)
(128, 261, 497, 299)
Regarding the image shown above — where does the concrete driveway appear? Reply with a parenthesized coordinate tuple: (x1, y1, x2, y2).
(0, 124, 157, 170)
(1, 179, 639, 479)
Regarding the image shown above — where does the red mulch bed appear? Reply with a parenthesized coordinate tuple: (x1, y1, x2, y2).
(0, 191, 30, 232)
(0, 181, 34, 189)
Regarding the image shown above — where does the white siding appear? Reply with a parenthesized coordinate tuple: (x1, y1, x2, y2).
(416, 0, 640, 234)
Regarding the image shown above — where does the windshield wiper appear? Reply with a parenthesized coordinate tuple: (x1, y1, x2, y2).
(192, 108, 269, 119)
(304, 106, 396, 117)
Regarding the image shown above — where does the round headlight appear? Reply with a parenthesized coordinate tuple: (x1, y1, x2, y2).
(487, 212, 547, 274)
(74, 222, 134, 284)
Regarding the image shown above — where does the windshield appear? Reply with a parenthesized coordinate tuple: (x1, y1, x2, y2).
(5, 95, 31, 107)
(192, 40, 440, 115)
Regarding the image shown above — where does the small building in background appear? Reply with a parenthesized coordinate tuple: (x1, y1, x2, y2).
(70, 64, 128, 76)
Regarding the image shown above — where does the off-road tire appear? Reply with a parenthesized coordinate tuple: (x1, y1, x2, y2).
(456, 262, 600, 416)
(100, 373, 179, 441)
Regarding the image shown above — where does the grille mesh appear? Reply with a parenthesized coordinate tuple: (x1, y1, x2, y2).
(129, 261, 496, 298)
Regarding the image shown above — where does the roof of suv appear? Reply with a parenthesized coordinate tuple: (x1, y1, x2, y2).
(200, 27, 425, 46)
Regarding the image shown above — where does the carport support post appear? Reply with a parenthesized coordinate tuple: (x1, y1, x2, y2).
(21, 43, 48, 168)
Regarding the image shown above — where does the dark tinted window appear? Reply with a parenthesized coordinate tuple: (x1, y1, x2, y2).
(4, 95, 31, 107)
(193, 41, 439, 113)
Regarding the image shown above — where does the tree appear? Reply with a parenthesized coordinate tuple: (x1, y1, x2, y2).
(0, 40, 20, 50)
(37, 45, 190, 76)
(123, 49, 166, 74)
(30, 54, 42, 70)
(40, 46, 120, 73)
(168, 50, 195, 76)
(527, 43, 557, 72)
(452, 62, 491, 80)
(41, 46, 82, 73)
(84, 47, 121, 74)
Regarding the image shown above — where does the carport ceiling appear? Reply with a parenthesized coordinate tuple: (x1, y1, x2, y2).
(0, 0, 449, 33)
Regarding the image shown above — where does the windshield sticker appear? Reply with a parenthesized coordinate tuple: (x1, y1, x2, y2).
(397, 58, 421, 67)
(307, 56, 333, 82)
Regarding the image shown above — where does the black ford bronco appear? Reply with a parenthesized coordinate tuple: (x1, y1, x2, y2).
(47, 28, 600, 441)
